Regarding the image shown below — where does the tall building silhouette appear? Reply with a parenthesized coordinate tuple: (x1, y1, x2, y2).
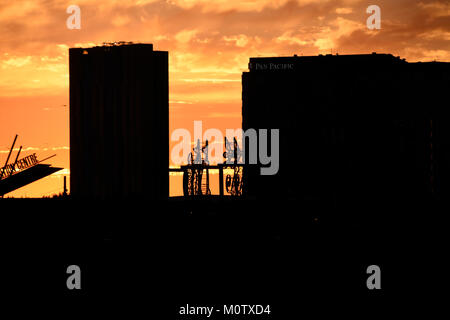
(69, 43, 168, 199)
(242, 53, 450, 214)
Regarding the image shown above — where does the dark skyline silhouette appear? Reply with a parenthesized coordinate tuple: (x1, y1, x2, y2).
(1, 44, 448, 312)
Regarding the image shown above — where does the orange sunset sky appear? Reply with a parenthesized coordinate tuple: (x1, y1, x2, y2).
(0, 0, 449, 197)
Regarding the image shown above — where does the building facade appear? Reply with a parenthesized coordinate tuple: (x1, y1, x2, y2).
(242, 53, 450, 216)
(69, 43, 168, 200)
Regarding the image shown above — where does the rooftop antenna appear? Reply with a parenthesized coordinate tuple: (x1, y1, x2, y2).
(63, 176, 68, 196)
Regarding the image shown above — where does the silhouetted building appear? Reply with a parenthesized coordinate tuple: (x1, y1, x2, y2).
(242, 53, 450, 213)
(69, 43, 168, 199)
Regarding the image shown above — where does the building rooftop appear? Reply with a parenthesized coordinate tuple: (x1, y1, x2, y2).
(247, 53, 449, 72)
(69, 42, 165, 53)
(247, 53, 411, 72)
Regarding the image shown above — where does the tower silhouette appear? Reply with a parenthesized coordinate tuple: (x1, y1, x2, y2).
(69, 43, 168, 200)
